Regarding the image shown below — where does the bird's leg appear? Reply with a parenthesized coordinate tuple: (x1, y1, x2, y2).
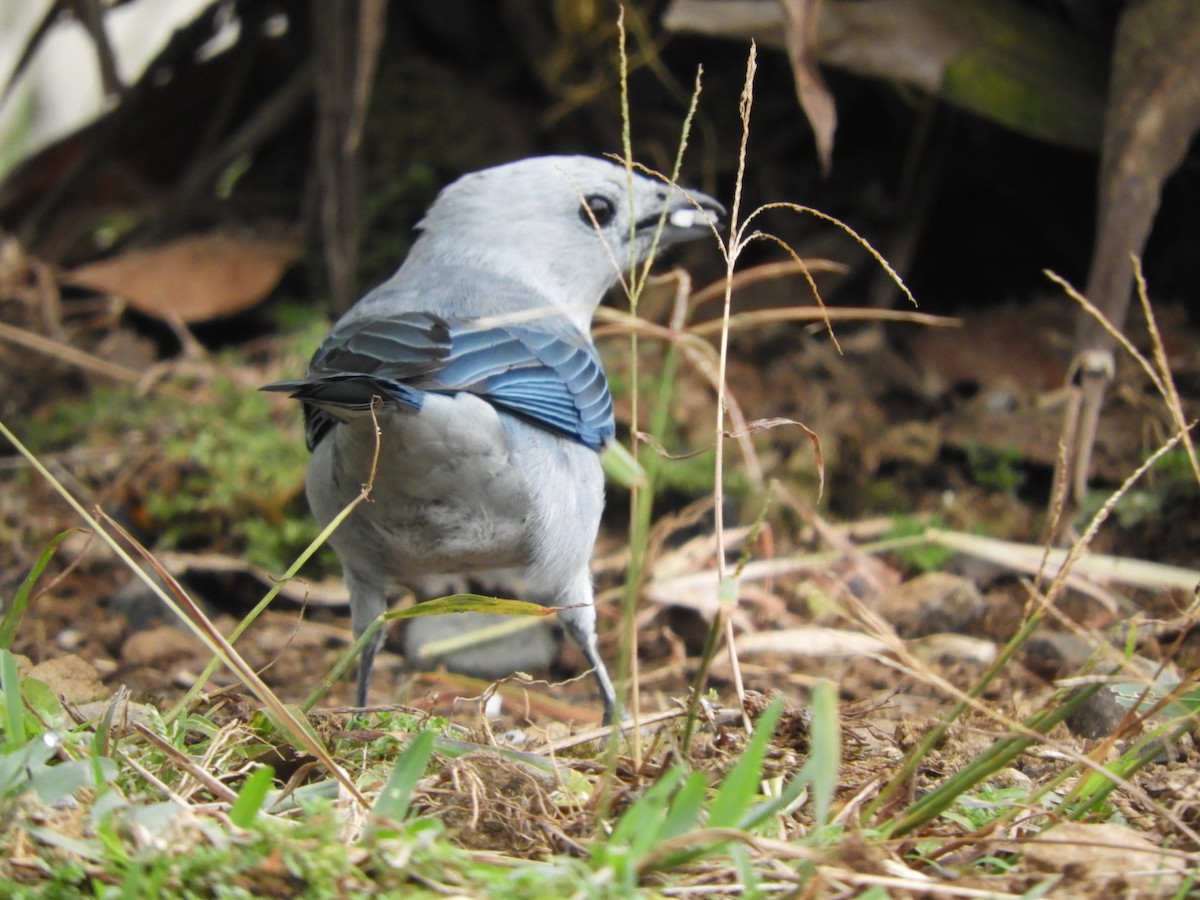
(589, 648, 619, 727)
(355, 627, 386, 709)
(557, 592, 617, 725)
(345, 568, 389, 709)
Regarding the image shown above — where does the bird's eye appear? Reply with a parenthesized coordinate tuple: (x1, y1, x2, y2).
(580, 194, 616, 227)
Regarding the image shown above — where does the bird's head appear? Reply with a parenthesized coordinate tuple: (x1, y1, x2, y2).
(408, 155, 724, 329)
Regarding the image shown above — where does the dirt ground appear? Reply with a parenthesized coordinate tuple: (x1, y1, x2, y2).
(6, 287, 1197, 729)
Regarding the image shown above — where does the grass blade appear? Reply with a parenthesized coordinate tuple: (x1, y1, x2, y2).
(373, 730, 435, 823)
(661, 770, 709, 841)
(229, 764, 276, 828)
(0, 530, 74, 650)
(886, 683, 1103, 837)
(708, 695, 783, 828)
(610, 765, 687, 853)
(0, 650, 24, 748)
(806, 679, 840, 828)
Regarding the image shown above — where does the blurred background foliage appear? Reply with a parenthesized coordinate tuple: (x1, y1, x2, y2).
(0, 0, 1197, 579)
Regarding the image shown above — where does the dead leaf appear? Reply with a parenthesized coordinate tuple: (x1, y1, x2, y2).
(64, 231, 302, 323)
(780, 0, 837, 175)
(1017, 822, 1187, 879)
(910, 633, 997, 666)
(736, 626, 887, 657)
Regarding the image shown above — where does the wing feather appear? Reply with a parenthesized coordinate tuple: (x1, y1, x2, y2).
(262, 311, 614, 452)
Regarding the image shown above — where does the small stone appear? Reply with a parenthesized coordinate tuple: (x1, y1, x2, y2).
(74, 696, 159, 733)
(109, 568, 176, 630)
(1064, 658, 1182, 740)
(121, 625, 208, 667)
(27, 654, 106, 704)
(876, 572, 985, 638)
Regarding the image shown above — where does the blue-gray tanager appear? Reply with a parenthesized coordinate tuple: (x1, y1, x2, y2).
(265, 156, 722, 723)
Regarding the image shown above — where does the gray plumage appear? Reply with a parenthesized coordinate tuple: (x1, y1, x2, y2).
(265, 156, 721, 723)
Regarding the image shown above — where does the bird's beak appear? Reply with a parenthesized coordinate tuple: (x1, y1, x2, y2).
(639, 186, 725, 244)
(667, 190, 725, 233)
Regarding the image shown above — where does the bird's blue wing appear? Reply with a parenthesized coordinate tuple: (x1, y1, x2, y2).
(262, 312, 614, 452)
(433, 324, 614, 450)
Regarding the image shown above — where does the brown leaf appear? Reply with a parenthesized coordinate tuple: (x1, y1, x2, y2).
(64, 231, 302, 323)
(736, 627, 888, 657)
(780, 0, 837, 175)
